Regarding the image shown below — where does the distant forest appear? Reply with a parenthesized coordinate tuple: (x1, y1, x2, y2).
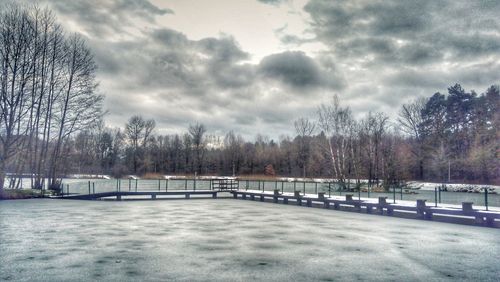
(1, 5, 498, 190)
(55, 84, 500, 186)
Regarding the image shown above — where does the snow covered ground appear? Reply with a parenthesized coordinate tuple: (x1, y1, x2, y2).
(0, 199, 499, 281)
(406, 181, 499, 193)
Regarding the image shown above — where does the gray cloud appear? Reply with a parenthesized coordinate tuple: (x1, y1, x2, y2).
(302, 0, 500, 120)
(36, 0, 173, 37)
(258, 51, 344, 90)
(305, 0, 500, 63)
(257, 0, 287, 6)
(15, 0, 499, 139)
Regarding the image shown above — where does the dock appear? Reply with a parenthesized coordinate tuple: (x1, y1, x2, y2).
(231, 190, 500, 227)
(59, 190, 218, 200)
(54, 178, 500, 227)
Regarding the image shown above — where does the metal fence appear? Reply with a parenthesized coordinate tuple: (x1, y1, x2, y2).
(60, 178, 499, 209)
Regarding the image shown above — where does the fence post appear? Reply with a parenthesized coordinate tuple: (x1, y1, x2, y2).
(92, 182, 95, 194)
(400, 186, 403, 200)
(88, 181, 91, 195)
(485, 188, 488, 211)
(275, 181, 277, 191)
(367, 186, 370, 198)
(315, 183, 318, 194)
(158, 179, 161, 191)
(393, 186, 396, 204)
(119, 179, 121, 192)
(262, 181, 265, 192)
(116, 179, 118, 192)
(438, 186, 441, 203)
(166, 179, 169, 191)
(434, 187, 438, 207)
(293, 181, 296, 192)
(135, 179, 138, 192)
(328, 182, 331, 197)
(358, 186, 361, 200)
(303, 182, 306, 196)
(129, 179, 131, 191)
(67, 184, 69, 196)
(281, 181, 284, 194)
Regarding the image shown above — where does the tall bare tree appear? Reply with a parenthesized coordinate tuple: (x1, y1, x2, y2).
(188, 123, 206, 174)
(294, 117, 315, 177)
(317, 95, 354, 189)
(398, 97, 426, 179)
(125, 115, 155, 173)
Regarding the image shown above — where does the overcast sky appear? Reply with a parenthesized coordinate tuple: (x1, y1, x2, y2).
(18, 0, 500, 139)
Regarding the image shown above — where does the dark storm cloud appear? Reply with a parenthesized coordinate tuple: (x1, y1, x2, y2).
(258, 51, 344, 90)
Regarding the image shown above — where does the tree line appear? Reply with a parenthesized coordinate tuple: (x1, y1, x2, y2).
(35, 83, 498, 190)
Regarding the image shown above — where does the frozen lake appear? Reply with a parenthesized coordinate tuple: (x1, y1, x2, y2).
(1, 199, 499, 281)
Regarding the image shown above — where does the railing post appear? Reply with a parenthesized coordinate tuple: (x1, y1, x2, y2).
(293, 181, 296, 192)
(358, 186, 361, 200)
(119, 179, 121, 192)
(367, 185, 370, 198)
(129, 179, 131, 191)
(485, 188, 488, 211)
(185, 179, 187, 190)
(434, 187, 437, 207)
(67, 184, 69, 196)
(135, 179, 138, 192)
(400, 186, 403, 200)
(315, 183, 318, 194)
(438, 186, 441, 203)
(165, 179, 168, 191)
(328, 182, 331, 197)
(281, 181, 284, 193)
(92, 182, 95, 194)
(262, 181, 265, 192)
(303, 182, 306, 196)
(158, 179, 161, 191)
(393, 186, 396, 204)
(88, 181, 91, 195)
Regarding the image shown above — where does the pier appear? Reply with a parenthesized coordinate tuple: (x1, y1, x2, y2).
(53, 178, 500, 228)
(231, 190, 500, 227)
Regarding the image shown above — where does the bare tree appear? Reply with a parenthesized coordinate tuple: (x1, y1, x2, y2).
(188, 123, 206, 174)
(125, 115, 155, 173)
(224, 130, 243, 176)
(294, 117, 315, 177)
(317, 95, 354, 189)
(398, 97, 426, 179)
(360, 112, 389, 187)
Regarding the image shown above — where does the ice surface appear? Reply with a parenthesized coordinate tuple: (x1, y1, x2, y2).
(0, 199, 499, 281)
